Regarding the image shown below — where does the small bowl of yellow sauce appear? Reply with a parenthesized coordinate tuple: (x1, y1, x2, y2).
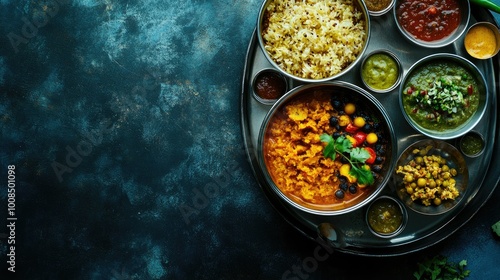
(360, 50, 402, 93)
(366, 195, 407, 238)
(464, 22, 500, 60)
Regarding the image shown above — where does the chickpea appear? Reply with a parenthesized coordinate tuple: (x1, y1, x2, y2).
(417, 178, 426, 187)
(405, 174, 414, 183)
(396, 152, 460, 207)
(428, 179, 436, 188)
(433, 198, 442, 206)
(415, 156, 423, 164)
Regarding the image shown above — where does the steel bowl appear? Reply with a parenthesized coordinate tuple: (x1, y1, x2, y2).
(464, 21, 500, 59)
(365, 0, 395, 17)
(251, 68, 289, 105)
(393, 0, 470, 48)
(399, 53, 488, 140)
(256, 0, 371, 83)
(257, 82, 397, 216)
(360, 49, 403, 93)
(365, 195, 407, 238)
(393, 139, 468, 215)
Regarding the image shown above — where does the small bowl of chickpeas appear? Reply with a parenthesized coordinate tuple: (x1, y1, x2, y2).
(393, 139, 468, 215)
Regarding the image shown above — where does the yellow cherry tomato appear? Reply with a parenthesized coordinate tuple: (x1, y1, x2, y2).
(338, 115, 351, 126)
(353, 116, 366, 128)
(366, 132, 378, 144)
(344, 103, 356, 115)
(340, 164, 357, 183)
(345, 135, 357, 147)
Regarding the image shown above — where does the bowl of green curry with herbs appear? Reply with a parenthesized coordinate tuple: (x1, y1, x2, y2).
(399, 53, 487, 140)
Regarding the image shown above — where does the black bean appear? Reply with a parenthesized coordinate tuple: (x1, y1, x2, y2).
(362, 123, 372, 133)
(339, 182, 348, 191)
(335, 190, 345, 199)
(372, 165, 383, 173)
(332, 100, 342, 110)
(349, 184, 357, 194)
(329, 116, 338, 127)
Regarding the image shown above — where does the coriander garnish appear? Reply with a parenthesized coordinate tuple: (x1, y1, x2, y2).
(320, 134, 374, 185)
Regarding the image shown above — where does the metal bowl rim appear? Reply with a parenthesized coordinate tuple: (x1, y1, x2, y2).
(251, 68, 289, 106)
(392, 0, 470, 48)
(360, 49, 403, 93)
(398, 53, 489, 140)
(367, 0, 395, 16)
(394, 139, 469, 216)
(365, 195, 408, 238)
(257, 81, 398, 216)
(256, 0, 371, 83)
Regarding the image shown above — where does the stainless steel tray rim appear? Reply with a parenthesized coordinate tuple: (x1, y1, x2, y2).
(241, 5, 499, 256)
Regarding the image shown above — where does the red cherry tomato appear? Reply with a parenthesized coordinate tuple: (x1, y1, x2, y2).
(364, 147, 376, 164)
(345, 123, 359, 133)
(353, 132, 367, 147)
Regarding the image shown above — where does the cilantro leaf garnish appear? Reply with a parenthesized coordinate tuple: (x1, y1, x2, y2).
(413, 255, 470, 280)
(319, 134, 337, 159)
(492, 220, 500, 237)
(350, 147, 370, 163)
(320, 134, 374, 185)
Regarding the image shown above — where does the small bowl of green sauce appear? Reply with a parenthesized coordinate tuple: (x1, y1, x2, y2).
(360, 50, 402, 93)
(459, 131, 485, 158)
(366, 195, 407, 238)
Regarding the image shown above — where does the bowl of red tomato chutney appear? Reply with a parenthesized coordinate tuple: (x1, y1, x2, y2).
(252, 69, 289, 105)
(399, 53, 488, 140)
(257, 82, 397, 216)
(394, 0, 470, 48)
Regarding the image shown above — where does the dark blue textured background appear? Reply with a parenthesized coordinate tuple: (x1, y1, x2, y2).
(0, 0, 499, 279)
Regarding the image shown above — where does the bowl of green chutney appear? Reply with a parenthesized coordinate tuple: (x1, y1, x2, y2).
(361, 50, 402, 93)
(399, 53, 488, 140)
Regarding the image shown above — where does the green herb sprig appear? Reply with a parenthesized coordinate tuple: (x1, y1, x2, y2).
(413, 255, 470, 280)
(320, 134, 374, 185)
(492, 220, 500, 237)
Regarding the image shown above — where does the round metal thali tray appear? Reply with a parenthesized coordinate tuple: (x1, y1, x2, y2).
(241, 4, 499, 256)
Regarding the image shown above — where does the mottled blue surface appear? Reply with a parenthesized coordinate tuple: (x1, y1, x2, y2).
(0, 0, 499, 279)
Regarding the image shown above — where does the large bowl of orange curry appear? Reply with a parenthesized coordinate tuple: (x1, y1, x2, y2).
(257, 82, 397, 216)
